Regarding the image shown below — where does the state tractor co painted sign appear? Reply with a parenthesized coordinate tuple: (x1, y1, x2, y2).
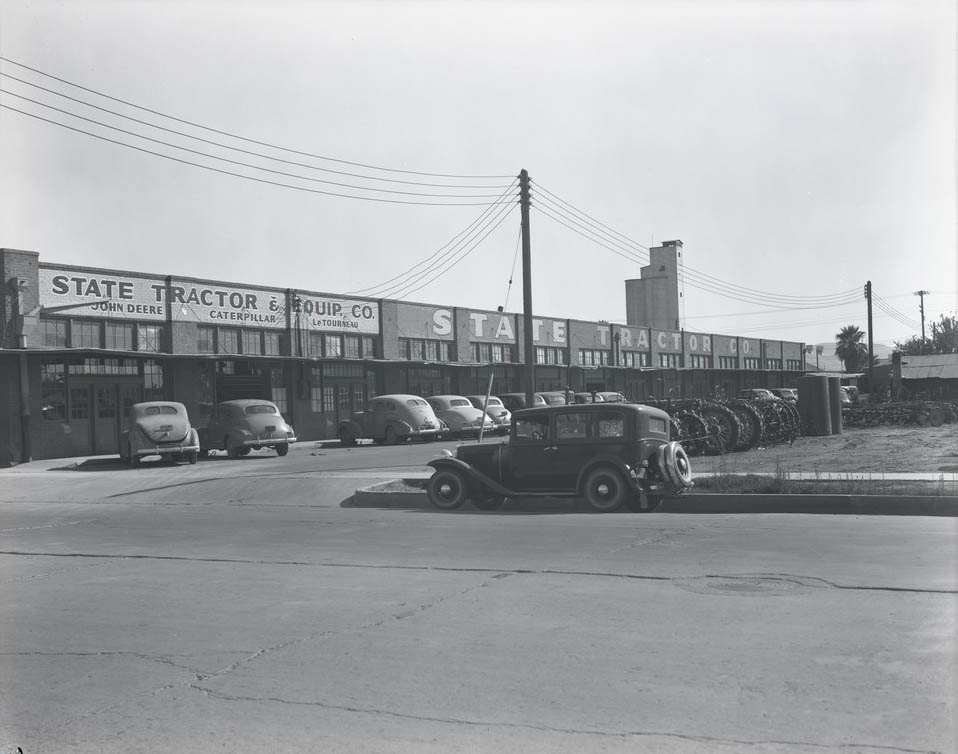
(39, 267, 379, 334)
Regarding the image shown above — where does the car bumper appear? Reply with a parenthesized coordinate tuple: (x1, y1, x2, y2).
(240, 435, 297, 447)
(132, 440, 200, 457)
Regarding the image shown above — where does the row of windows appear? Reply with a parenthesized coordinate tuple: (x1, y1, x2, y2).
(39, 319, 805, 371)
(398, 338, 454, 362)
(41, 319, 164, 353)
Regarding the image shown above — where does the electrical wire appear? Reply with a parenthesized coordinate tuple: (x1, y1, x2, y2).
(0, 70, 511, 190)
(532, 200, 861, 310)
(1, 89, 510, 199)
(534, 181, 865, 306)
(345, 181, 519, 296)
(0, 55, 514, 180)
(384, 202, 518, 300)
(502, 225, 522, 312)
(1, 103, 504, 206)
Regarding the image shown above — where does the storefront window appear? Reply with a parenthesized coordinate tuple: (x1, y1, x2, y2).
(344, 335, 360, 359)
(72, 320, 101, 349)
(242, 330, 263, 355)
(325, 334, 343, 359)
(264, 332, 282, 356)
(137, 325, 164, 353)
(40, 319, 67, 348)
(105, 323, 134, 351)
(197, 326, 215, 353)
(219, 329, 240, 355)
(40, 362, 66, 422)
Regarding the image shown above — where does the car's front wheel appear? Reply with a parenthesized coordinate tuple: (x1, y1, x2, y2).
(583, 467, 627, 512)
(427, 470, 469, 510)
(338, 427, 357, 447)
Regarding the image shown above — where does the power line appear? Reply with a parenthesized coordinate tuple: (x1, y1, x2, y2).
(0, 70, 509, 190)
(346, 182, 519, 296)
(533, 183, 863, 307)
(1, 103, 505, 207)
(1, 89, 509, 199)
(0, 55, 513, 180)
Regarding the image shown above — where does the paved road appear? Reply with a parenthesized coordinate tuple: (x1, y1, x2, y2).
(1, 445, 956, 753)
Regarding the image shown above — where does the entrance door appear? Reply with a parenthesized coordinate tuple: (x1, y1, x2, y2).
(72, 380, 143, 457)
(92, 384, 119, 454)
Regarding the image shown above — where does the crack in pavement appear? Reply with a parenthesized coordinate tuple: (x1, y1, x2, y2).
(176, 686, 950, 754)
(0, 550, 953, 594)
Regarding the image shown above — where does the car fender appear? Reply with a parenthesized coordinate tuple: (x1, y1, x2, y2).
(427, 457, 513, 497)
(574, 455, 638, 494)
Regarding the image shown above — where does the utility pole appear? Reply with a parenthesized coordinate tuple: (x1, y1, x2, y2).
(865, 281, 874, 389)
(915, 289, 929, 350)
(519, 169, 535, 408)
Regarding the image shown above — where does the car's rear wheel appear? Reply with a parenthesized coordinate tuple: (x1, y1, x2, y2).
(187, 450, 198, 465)
(239, 447, 251, 456)
(276, 443, 289, 457)
(226, 436, 241, 459)
(427, 470, 469, 510)
(339, 427, 357, 447)
(583, 467, 627, 512)
(129, 442, 140, 468)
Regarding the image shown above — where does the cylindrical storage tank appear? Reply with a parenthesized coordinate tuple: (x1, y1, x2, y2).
(797, 375, 831, 436)
(827, 376, 843, 434)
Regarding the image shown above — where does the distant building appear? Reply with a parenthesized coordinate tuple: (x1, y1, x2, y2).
(624, 240, 683, 331)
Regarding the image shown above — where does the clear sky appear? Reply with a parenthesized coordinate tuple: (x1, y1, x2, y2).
(1, 0, 954, 351)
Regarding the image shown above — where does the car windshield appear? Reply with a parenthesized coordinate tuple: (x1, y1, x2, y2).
(407, 399, 428, 407)
(245, 404, 278, 415)
(144, 405, 178, 415)
(450, 399, 470, 407)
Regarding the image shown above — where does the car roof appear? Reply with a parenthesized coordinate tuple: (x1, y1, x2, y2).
(513, 402, 648, 419)
(370, 394, 427, 402)
(215, 399, 277, 407)
(133, 401, 186, 410)
(428, 395, 471, 402)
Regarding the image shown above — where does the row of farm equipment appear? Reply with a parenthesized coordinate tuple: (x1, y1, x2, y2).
(642, 396, 956, 456)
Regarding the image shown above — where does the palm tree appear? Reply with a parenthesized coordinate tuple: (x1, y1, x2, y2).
(834, 325, 868, 373)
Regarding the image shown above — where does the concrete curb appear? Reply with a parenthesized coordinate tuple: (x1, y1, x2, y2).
(353, 480, 958, 516)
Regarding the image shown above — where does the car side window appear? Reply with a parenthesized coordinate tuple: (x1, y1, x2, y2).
(515, 416, 549, 441)
(556, 412, 589, 440)
(597, 412, 625, 438)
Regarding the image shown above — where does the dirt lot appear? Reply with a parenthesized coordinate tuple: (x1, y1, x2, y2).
(697, 422, 958, 475)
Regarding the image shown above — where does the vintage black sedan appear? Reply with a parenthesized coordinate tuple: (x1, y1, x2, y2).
(426, 402, 693, 512)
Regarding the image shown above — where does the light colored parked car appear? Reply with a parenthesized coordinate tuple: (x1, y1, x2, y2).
(198, 399, 297, 459)
(426, 395, 495, 438)
(537, 391, 569, 406)
(338, 394, 442, 446)
(464, 395, 512, 435)
(119, 401, 200, 467)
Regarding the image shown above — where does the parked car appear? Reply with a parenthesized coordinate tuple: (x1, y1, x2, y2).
(839, 386, 853, 405)
(537, 391, 569, 406)
(770, 388, 798, 402)
(426, 395, 495, 438)
(737, 388, 779, 402)
(498, 392, 548, 412)
(119, 401, 200, 467)
(574, 391, 606, 404)
(426, 402, 693, 513)
(596, 391, 629, 403)
(338, 394, 442, 446)
(464, 395, 512, 435)
(842, 385, 860, 403)
(198, 399, 297, 459)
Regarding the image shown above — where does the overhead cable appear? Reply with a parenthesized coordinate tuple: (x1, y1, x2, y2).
(1, 103, 503, 206)
(0, 55, 513, 180)
(0, 70, 509, 190)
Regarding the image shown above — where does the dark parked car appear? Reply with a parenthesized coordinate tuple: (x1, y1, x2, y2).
(498, 392, 548, 412)
(199, 399, 297, 458)
(426, 402, 693, 513)
(119, 401, 200, 467)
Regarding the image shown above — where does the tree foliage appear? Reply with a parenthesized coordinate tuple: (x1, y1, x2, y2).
(894, 314, 958, 355)
(834, 324, 868, 373)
